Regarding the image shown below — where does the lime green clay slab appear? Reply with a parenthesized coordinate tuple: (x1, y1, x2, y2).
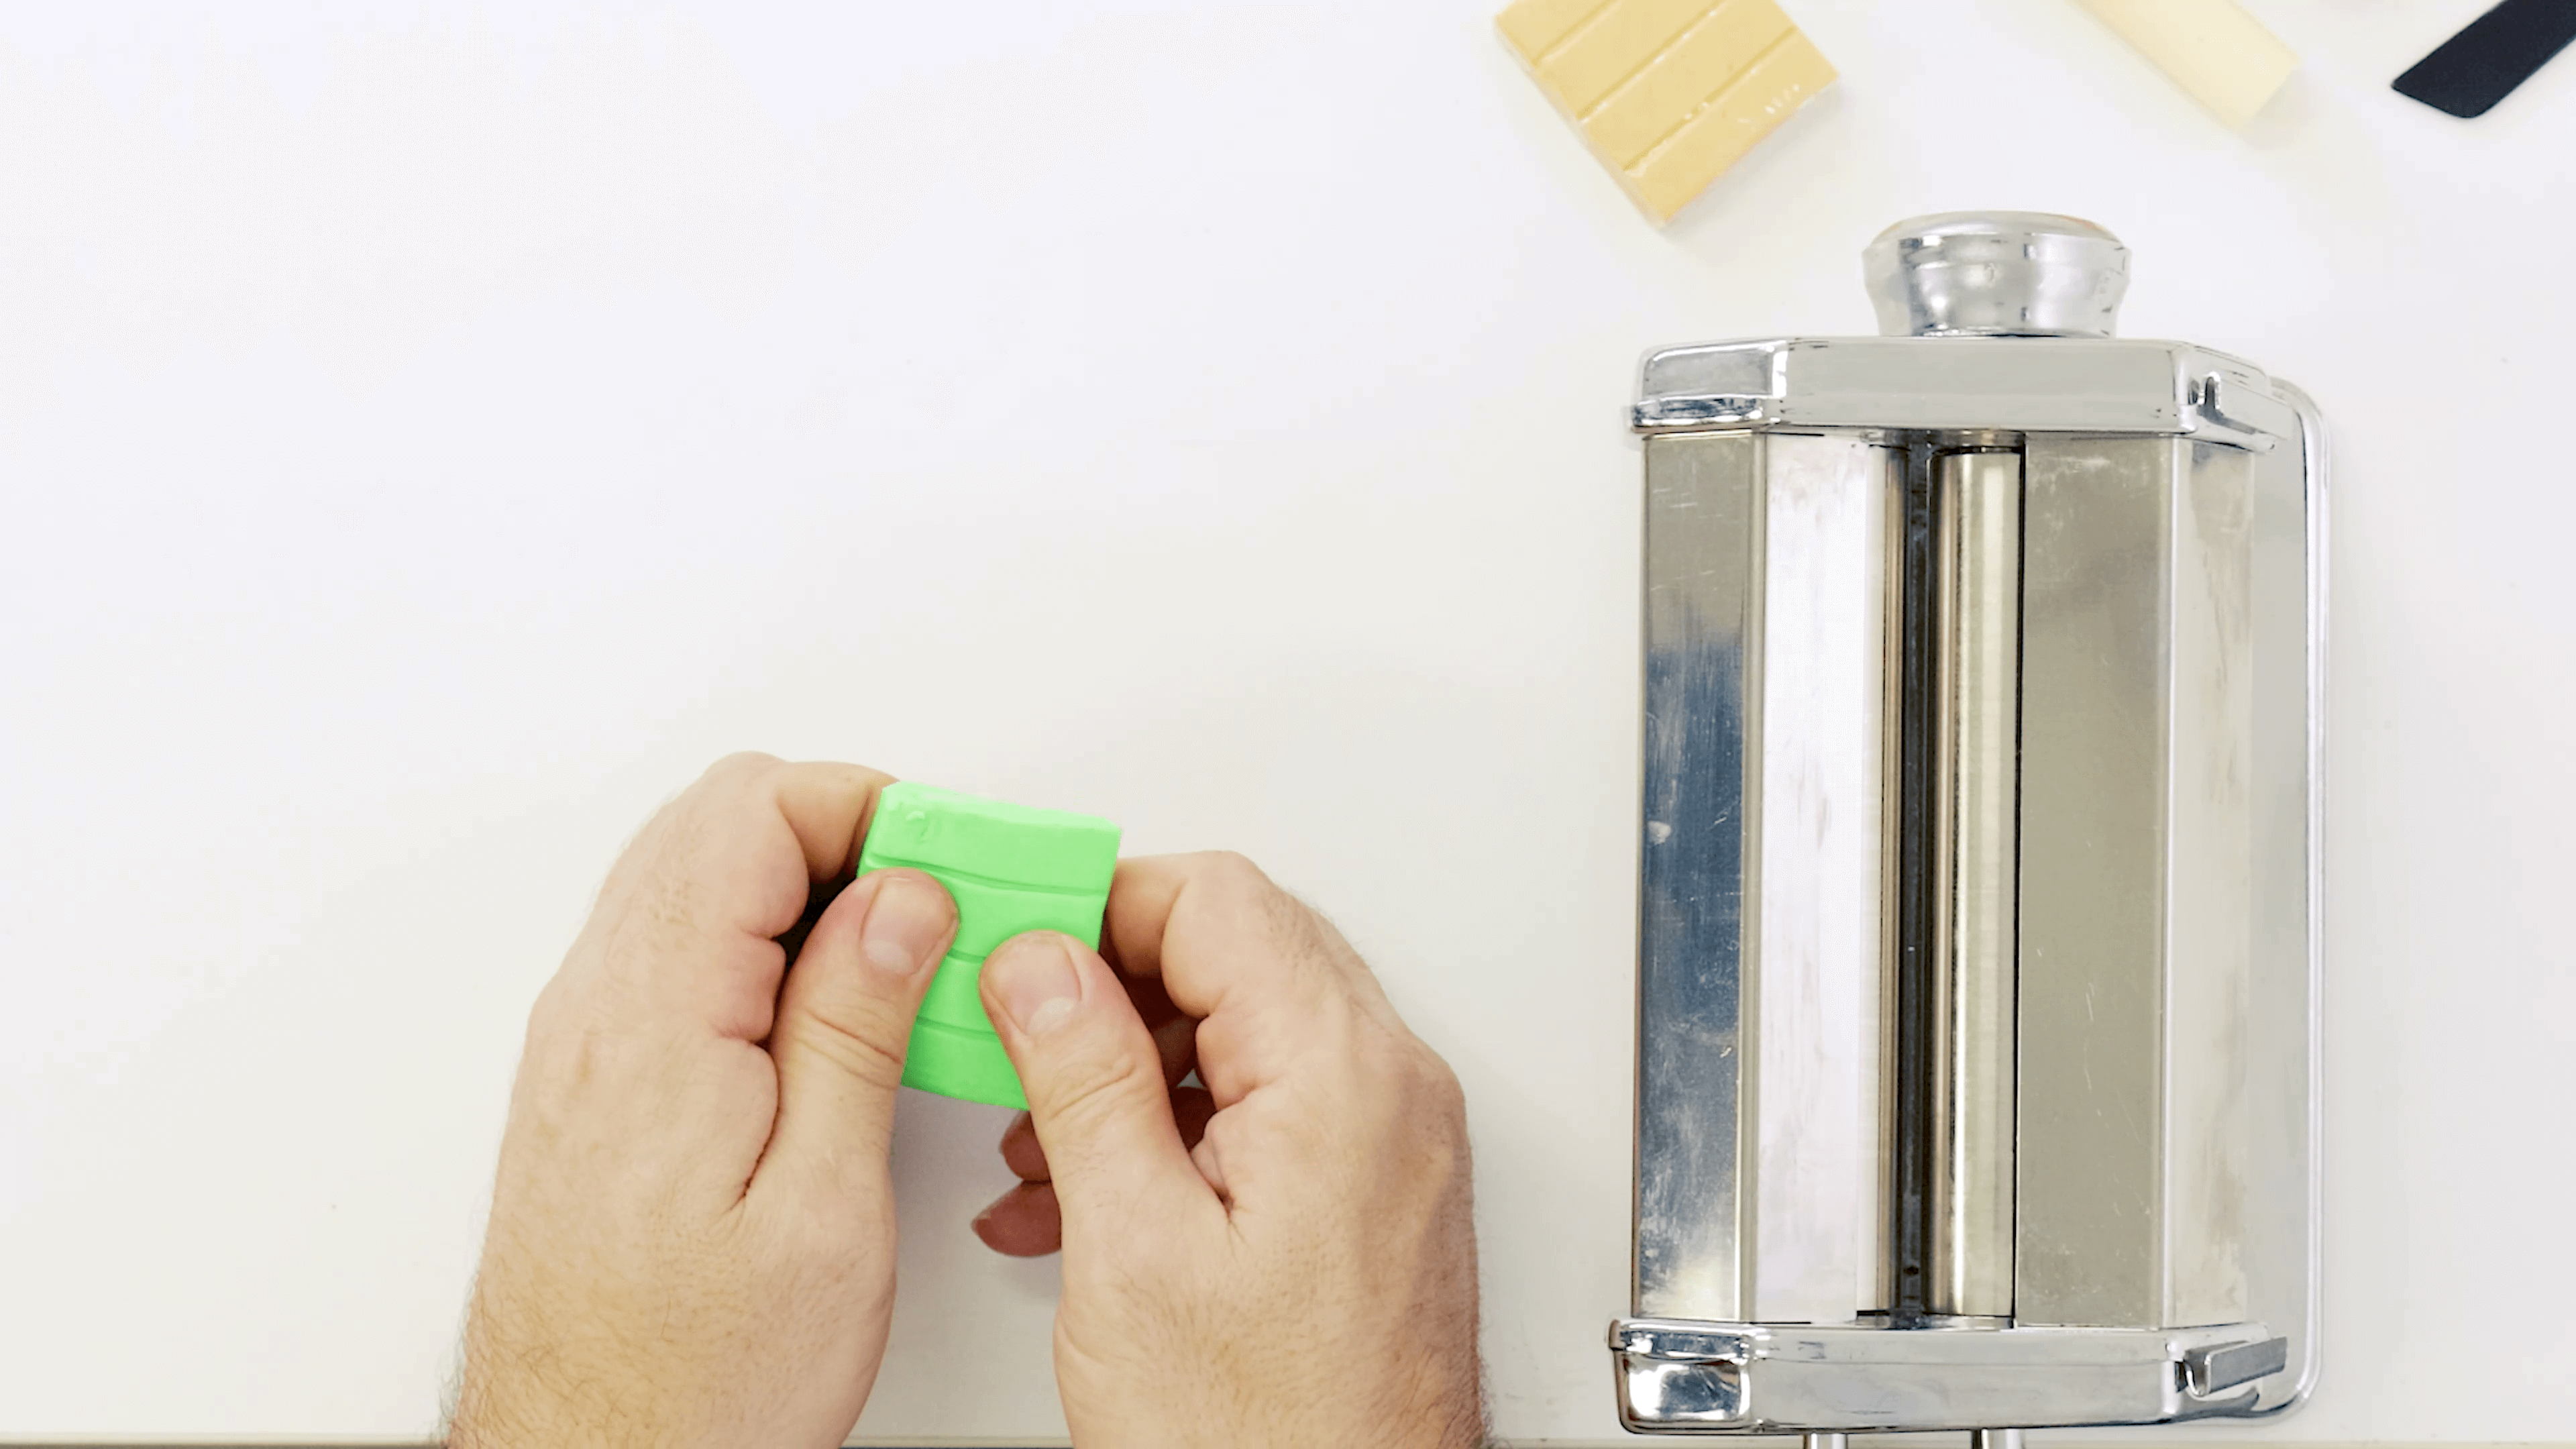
(856, 782, 1120, 1110)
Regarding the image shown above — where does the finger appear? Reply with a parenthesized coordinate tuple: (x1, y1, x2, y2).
(755, 869, 956, 1202)
(971, 1180, 1063, 1257)
(980, 931, 1215, 1234)
(576, 754, 895, 1043)
(977, 1083, 1217, 1258)
(1172, 1085, 1217, 1152)
(1132, 974, 1199, 1089)
(1000, 1112, 1049, 1182)
(1099, 852, 1390, 1102)
(995, 1071, 1209, 1187)
(992, 977, 1191, 1187)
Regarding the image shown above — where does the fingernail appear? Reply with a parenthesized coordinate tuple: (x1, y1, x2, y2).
(987, 933, 1082, 1034)
(859, 872, 950, 976)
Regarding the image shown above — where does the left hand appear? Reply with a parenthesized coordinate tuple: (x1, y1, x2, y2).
(449, 754, 957, 1449)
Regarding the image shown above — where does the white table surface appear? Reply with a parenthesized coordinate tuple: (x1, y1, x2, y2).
(4, 1, 2571, 1443)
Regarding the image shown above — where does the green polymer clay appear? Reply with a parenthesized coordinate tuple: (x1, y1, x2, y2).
(854, 782, 1120, 1110)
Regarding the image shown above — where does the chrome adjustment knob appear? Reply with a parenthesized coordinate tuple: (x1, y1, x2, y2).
(1864, 211, 2130, 339)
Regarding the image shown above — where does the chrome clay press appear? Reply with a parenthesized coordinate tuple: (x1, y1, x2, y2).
(1611, 213, 2323, 1441)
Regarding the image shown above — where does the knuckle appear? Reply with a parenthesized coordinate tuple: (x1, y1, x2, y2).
(704, 750, 780, 783)
(1345, 1026, 1468, 1124)
(1034, 1040, 1153, 1139)
(1261, 884, 1324, 946)
(1401, 1051, 1474, 1183)
(1196, 849, 1276, 900)
(788, 998, 913, 1092)
(1413, 1047, 1468, 1120)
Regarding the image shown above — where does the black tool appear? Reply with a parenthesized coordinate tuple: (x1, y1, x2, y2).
(2394, 0, 2576, 117)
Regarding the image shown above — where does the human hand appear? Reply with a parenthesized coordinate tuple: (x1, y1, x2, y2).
(449, 755, 958, 1449)
(969, 966, 1208, 1259)
(974, 853, 1485, 1449)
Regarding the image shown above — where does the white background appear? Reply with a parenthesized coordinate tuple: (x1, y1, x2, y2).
(3, 1, 2571, 1443)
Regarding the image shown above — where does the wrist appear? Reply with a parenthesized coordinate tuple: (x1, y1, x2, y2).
(447, 1387, 593, 1449)
(447, 1332, 639, 1449)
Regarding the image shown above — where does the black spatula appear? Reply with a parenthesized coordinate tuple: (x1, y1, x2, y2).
(2394, 0, 2576, 117)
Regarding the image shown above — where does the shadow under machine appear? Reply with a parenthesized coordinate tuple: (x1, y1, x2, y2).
(1611, 213, 2324, 1442)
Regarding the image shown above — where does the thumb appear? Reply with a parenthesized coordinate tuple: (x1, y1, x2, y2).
(757, 869, 955, 1201)
(981, 932, 1212, 1233)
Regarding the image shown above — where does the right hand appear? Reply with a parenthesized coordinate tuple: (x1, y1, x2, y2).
(974, 853, 1485, 1448)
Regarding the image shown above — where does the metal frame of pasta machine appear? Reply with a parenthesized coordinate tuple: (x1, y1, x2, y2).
(1611, 213, 2324, 1440)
